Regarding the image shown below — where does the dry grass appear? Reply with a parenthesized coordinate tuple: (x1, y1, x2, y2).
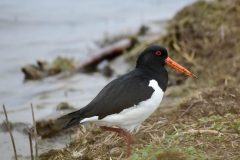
(39, 86, 240, 160)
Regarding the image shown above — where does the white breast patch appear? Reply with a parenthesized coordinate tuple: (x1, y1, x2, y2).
(80, 79, 164, 132)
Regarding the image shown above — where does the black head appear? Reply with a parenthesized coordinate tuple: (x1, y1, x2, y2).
(136, 45, 168, 71)
(136, 44, 195, 78)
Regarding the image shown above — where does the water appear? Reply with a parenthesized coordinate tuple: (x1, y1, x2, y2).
(0, 0, 195, 159)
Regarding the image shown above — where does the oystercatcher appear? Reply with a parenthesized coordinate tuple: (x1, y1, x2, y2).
(59, 45, 195, 156)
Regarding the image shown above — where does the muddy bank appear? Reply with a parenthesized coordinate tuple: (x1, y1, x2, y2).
(39, 0, 240, 159)
(40, 86, 240, 160)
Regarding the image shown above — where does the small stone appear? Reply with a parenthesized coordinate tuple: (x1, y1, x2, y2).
(56, 102, 75, 111)
(110, 147, 121, 155)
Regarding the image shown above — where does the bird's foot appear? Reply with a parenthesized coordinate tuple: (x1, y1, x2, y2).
(100, 126, 133, 157)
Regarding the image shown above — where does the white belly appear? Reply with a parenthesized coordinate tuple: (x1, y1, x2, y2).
(80, 79, 164, 132)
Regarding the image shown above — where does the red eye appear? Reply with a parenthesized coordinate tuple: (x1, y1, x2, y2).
(155, 51, 161, 56)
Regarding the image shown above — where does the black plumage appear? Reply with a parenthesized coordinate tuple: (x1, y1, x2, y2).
(59, 45, 169, 129)
(55, 45, 195, 158)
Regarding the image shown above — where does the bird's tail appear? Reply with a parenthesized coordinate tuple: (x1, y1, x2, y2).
(56, 109, 85, 130)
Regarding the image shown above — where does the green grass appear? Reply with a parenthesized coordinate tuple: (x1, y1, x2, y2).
(130, 145, 207, 160)
(130, 112, 240, 160)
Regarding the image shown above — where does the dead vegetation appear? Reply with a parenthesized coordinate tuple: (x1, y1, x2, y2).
(39, 0, 240, 159)
(39, 86, 240, 160)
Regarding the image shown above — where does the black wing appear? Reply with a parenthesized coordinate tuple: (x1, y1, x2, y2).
(83, 70, 154, 119)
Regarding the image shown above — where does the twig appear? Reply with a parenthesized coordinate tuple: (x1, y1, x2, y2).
(117, 152, 124, 160)
(180, 101, 200, 118)
(220, 24, 225, 41)
(31, 104, 38, 158)
(183, 129, 222, 135)
(2, 104, 18, 160)
(214, 106, 224, 116)
(28, 132, 34, 160)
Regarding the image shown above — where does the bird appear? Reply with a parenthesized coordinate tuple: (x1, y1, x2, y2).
(58, 45, 195, 157)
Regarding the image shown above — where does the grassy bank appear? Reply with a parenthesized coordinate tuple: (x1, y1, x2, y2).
(39, 0, 240, 159)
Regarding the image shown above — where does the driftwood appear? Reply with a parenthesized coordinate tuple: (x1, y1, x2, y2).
(35, 113, 71, 138)
(22, 64, 46, 80)
(22, 57, 74, 80)
(36, 118, 60, 138)
(35, 103, 75, 137)
(77, 37, 137, 72)
(22, 37, 137, 80)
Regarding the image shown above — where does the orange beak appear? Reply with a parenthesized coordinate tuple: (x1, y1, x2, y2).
(165, 57, 196, 78)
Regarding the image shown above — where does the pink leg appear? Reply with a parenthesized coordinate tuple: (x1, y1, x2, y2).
(100, 126, 133, 157)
